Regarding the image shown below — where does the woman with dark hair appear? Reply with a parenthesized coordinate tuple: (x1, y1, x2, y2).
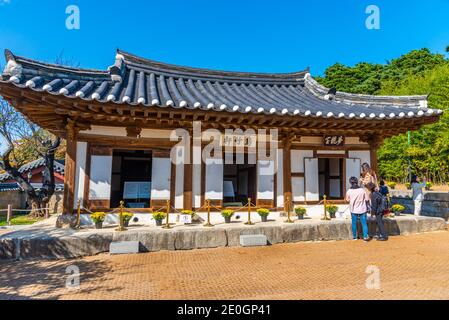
(360, 163, 379, 191)
(411, 175, 427, 216)
(345, 176, 370, 242)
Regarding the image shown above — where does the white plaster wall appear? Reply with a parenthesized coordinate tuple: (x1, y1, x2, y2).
(84, 126, 127, 137)
(205, 158, 223, 200)
(74, 142, 87, 208)
(292, 177, 305, 202)
(346, 158, 361, 191)
(83, 126, 172, 139)
(291, 150, 314, 173)
(257, 160, 275, 200)
(348, 151, 370, 166)
(174, 146, 184, 209)
(141, 129, 173, 139)
(276, 149, 284, 207)
(89, 155, 113, 200)
(305, 158, 319, 201)
(151, 158, 171, 200)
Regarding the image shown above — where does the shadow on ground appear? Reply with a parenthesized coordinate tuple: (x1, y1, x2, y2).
(0, 257, 119, 300)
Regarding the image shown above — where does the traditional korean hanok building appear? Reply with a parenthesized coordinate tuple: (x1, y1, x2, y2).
(0, 49, 442, 214)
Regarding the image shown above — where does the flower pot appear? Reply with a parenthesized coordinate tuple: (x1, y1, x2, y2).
(124, 220, 130, 227)
(224, 217, 232, 224)
(297, 215, 304, 220)
(95, 221, 103, 229)
(330, 213, 336, 219)
(155, 219, 163, 226)
(394, 212, 402, 217)
(261, 216, 268, 222)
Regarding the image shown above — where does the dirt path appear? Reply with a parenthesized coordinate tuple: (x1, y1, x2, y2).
(1, 231, 449, 300)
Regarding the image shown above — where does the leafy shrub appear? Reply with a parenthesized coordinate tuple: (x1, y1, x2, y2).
(326, 205, 339, 216)
(152, 212, 166, 221)
(122, 212, 133, 222)
(295, 206, 307, 216)
(91, 212, 106, 223)
(257, 208, 270, 217)
(387, 182, 397, 189)
(221, 210, 235, 218)
(391, 204, 406, 213)
(425, 182, 433, 191)
(405, 183, 412, 190)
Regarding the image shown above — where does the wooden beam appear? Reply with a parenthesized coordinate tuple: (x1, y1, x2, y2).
(183, 143, 193, 211)
(283, 137, 292, 212)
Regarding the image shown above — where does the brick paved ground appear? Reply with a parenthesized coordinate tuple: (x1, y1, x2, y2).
(1, 231, 449, 300)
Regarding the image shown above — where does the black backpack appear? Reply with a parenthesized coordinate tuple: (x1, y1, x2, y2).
(379, 193, 389, 214)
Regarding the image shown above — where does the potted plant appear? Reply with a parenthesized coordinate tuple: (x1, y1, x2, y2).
(152, 212, 166, 226)
(387, 182, 397, 190)
(257, 208, 270, 222)
(391, 204, 406, 216)
(326, 205, 339, 219)
(221, 210, 235, 224)
(181, 210, 194, 224)
(122, 212, 134, 227)
(425, 181, 433, 191)
(91, 212, 106, 229)
(295, 206, 307, 220)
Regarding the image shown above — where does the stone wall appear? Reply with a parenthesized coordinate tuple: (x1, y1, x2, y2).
(391, 190, 449, 221)
(0, 190, 64, 214)
(0, 191, 26, 211)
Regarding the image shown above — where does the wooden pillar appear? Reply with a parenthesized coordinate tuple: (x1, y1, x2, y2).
(63, 122, 79, 215)
(283, 139, 292, 212)
(367, 136, 383, 174)
(183, 144, 193, 211)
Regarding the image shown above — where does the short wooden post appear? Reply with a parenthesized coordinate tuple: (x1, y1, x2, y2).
(204, 199, 214, 227)
(115, 200, 127, 232)
(75, 199, 81, 229)
(7, 204, 12, 226)
(245, 198, 254, 225)
(162, 200, 172, 229)
(285, 197, 293, 223)
(322, 195, 330, 221)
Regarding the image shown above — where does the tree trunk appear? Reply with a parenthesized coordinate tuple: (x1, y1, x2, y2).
(1, 137, 61, 218)
(29, 198, 50, 218)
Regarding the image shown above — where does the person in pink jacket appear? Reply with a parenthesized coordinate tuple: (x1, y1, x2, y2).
(346, 176, 370, 242)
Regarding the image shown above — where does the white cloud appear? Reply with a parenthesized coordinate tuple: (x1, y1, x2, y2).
(0, 0, 11, 5)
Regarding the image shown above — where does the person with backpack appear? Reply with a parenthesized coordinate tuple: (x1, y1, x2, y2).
(366, 182, 388, 241)
(379, 180, 389, 197)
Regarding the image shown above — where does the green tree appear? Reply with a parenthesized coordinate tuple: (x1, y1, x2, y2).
(317, 48, 449, 183)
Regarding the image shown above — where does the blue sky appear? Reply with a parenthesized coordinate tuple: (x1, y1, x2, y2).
(1, 0, 449, 76)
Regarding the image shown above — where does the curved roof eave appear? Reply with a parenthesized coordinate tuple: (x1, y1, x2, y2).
(0, 49, 442, 121)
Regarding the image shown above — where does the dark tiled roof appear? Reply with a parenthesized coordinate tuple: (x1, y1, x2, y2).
(0, 182, 64, 193)
(0, 49, 442, 120)
(0, 158, 65, 182)
(0, 183, 22, 192)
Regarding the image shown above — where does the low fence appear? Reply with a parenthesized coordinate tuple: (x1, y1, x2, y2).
(0, 205, 51, 226)
(390, 190, 449, 221)
(0, 190, 63, 217)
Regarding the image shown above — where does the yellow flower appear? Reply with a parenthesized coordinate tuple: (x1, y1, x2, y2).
(91, 212, 106, 223)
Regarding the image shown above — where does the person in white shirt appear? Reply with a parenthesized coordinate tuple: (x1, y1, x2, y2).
(411, 175, 427, 216)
